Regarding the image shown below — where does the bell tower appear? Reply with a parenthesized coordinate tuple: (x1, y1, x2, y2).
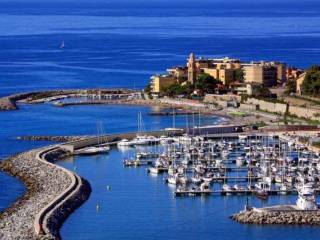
(187, 53, 196, 84)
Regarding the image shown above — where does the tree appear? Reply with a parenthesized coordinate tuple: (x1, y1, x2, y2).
(144, 83, 152, 94)
(195, 73, 221, 95)
(302, 65, 320, 96)
(253, 85, 271, 98)
(234, 68, 245, 82)
(163, 83, 194, 97)
(284, 80, 296, 95)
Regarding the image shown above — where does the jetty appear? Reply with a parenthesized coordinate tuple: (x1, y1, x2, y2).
(0, 146, 91, 239)
(232, 208, 320, 225)
(0, 88, 137, 111)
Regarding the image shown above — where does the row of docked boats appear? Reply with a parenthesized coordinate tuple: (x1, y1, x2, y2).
(121, 133, 320, 203)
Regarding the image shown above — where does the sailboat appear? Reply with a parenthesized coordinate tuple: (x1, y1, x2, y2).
(94, 121, 110, 152)
(133, 112, 155, 145)
(60, 40, 65, 49)
(75, 122, 110, 155)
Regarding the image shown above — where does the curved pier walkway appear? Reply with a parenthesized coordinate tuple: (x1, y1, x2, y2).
(0, 146, 91, 240)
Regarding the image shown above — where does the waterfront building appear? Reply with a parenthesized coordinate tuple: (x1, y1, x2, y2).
(150, 74, 176, 93)
(272, 62, 287, 83)
(202, 67, 235, 85)
(233, 83, 260, 96)
(199, 57, 241, 85)
(286, 67, 304, 80)
(148, 53, 290, 94)
(243, 62, 277, 87)
(167, 67, 188, 82)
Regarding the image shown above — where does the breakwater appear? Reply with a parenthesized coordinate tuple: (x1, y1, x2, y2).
(0, 129, 178, 239)
(232, 208, 320, 225)
(17, 135, 89, 142)
(0, 88, 134, 111)
(0, 146, 91, 239)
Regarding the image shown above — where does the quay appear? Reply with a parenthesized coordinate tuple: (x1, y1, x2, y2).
(175, 189, 320, 197)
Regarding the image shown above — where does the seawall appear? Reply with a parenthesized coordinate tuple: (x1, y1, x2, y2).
(0, 146, 91, 240)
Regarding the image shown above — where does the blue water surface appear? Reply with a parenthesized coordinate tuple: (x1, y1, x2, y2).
(1, 1, 320, 239)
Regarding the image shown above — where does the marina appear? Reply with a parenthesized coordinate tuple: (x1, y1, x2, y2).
(117, 132, 320, 205)
(1, 1, 320, 239)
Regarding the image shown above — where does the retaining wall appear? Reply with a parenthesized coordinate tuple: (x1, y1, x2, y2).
(246, 98, 320, 121)
(246, 98, 287, 114)
(289, 105, 320, 121)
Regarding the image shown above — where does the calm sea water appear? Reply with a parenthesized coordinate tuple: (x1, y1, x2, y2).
(1, 1, 320, 239)
(58, 148, 320, 240)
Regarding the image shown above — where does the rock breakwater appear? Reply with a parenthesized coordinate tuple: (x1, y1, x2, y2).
(17, 135, 89, 142)
(0, 147, 91, 239)
(232, 209, 320, 225)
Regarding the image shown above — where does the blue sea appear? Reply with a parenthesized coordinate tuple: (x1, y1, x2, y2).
(1, 1, 320, 239)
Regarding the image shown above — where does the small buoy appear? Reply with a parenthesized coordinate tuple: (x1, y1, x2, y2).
(96, 204, 100, 212)
(106, 185, 111, 191)
(73, 166, 77, 171)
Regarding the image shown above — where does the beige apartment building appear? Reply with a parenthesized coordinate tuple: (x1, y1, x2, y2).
(243, 63, 277, 87)
(167, 67, 188, 82)
(150, 75, 176, 93)
(296, 72, 306, 95)
(202, 68, 235, 85)
(198, 57, 241, 85)
(272, 62, 287, 83)
(149, 53, 289, 94)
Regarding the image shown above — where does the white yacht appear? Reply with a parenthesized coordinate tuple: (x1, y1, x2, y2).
(296, 183, 318, 210)
(221, 150, 229, 158)
(254, 181, 270, 191)
(159, 136, 174, 145)
(133, 135, 151, 145)
(148, 167, 160, 174)
(178, 135, 192, 144)
(239, 135, 247, 143)
(117, 139, 133, 147)
(200, 182, 211, 192)
(236, 157, 245, 166)
(222, 183, 232, 195)
(191, 175, 202, 184)
(75, 145, 110, 155)
(167, 174, 179, 185)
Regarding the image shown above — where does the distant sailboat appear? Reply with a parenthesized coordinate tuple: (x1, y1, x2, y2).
(60, 40, 65, 49)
